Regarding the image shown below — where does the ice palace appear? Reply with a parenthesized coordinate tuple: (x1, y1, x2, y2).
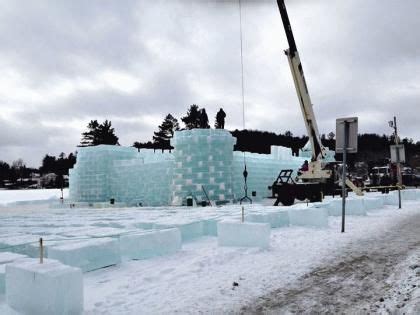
(69, 129, 335, 206)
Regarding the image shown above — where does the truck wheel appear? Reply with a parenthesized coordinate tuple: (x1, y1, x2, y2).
(272, 183, 296, 206)
(279, 193, 295, 206)
(296, 189, 306, 201)
(309, 192, 322, 203)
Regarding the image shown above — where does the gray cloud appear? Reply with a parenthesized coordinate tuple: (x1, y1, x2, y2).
(0, 0, 419, 167)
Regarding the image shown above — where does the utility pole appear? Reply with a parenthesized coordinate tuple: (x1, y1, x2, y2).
(390, 116, 402, 209)
(341, 121, 349, 233)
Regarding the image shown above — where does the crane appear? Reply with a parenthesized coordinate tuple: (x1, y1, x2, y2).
(276, 0, 331, 182)
(270, 0, 364, 205)
(270, 0, 354, 205)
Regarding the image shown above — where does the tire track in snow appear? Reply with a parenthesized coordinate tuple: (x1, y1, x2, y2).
(241, 212, 420, 314)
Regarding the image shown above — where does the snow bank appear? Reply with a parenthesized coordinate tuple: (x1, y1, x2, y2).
(6, 258, 83, 315)
(0, 189, 67, 206)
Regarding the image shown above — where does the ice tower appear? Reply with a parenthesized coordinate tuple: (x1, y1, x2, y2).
(171, 129, 236, 205)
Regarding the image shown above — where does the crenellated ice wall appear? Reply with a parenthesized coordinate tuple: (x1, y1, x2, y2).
(69, 129, 326, 206)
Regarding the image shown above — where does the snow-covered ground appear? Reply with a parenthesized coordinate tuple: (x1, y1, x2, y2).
(0, 188, 68, 205)
(0, 189, 419, 313)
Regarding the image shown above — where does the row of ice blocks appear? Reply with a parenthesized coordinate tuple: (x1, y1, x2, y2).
(325, 190, 420, 214)
(246, 208, 329, 228)
(171, 129, 236, 205)
(382, 189, 420, 205)
(219, 193, 411, 249)
(47, 229, 183, 271)
(0, 229, 183, 274)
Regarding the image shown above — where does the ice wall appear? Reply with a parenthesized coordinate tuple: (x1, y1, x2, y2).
(69, 146, 138, 202)
(233, 147, 304, 201)
(69, 145, 174, 206)
(111, 158, 174, 206)
(69, 130, 318, 206)
(171, 129, 236, 205)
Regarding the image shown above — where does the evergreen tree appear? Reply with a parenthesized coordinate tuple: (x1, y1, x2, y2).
(11, 159, 26, 183)
(181, 105, 201, 129)
(40, 155, 57, 174)
(153, 114, 180, 149)
(80, 120, 119, 146)
(0, 161, 10, 187)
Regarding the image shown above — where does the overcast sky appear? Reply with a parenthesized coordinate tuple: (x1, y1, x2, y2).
(0, 0, 419, 167)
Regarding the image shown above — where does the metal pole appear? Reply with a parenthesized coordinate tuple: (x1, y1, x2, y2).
(341, 122, 349, 233)
(394, 116, 402, 209)
(39, 238, 44, 264)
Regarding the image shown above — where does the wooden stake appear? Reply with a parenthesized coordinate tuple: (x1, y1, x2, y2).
(39, 238, 44, 264)
(241, 206, 244, 223)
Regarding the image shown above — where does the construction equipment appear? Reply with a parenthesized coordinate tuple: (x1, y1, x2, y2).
(270, 0, 362, 206)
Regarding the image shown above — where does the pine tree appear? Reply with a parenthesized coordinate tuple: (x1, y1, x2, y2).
(153, 114, 180, 149)
(181, 105, 201, 129)
(80, 120, 119, 146)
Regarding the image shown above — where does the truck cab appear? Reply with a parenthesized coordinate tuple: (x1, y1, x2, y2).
(370, 166, 391, 186)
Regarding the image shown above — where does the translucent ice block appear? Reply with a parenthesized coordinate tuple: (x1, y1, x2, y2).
(48, 238, 121, 272)
(6, 258, 83, 315)
(288, 208, 329, 228)
(120, 228, 181, 260)
(217, 221, 271, 248)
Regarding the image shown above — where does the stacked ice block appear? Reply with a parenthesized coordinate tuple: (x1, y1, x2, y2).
(111, 159, 174, 206)
(170, 129, 236, 205)
(69, 145, 138, 202)
(69, 146, 174, 206)
(232, 146, 304, 201)
(68, 131, 327, 206)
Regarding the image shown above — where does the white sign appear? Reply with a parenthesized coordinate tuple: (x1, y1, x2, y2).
(390, 144, 405, 163)
(336, 117, 358, 153)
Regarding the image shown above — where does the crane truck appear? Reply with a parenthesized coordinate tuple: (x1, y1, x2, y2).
(269, 0, 362, 206)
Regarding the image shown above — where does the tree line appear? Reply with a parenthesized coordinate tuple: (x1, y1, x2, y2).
(2, 104, 420, 189)
(78, 105, 225, 150)
(0, 153, 76, 188)
(76, 104, 420, 169)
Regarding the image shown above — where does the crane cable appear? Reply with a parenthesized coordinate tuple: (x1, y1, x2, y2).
(239, 0, 246, 134)
(238, 0, 251, 204)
